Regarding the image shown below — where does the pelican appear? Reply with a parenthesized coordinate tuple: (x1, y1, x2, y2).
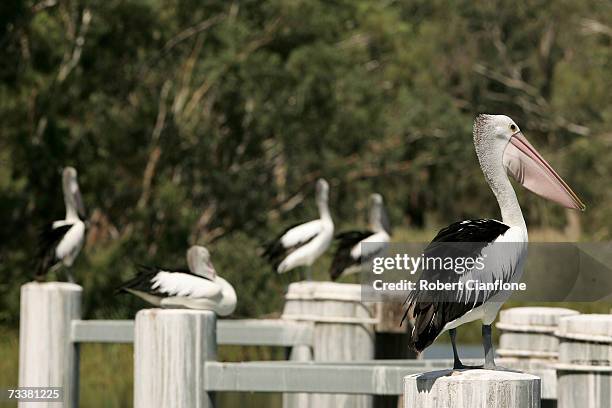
(329, 193, 392, 280)
(404, 114, 585, 369)
(36, 167, 86, 282)
(263, 178, 334, 280)
(117, 246, 237, 316)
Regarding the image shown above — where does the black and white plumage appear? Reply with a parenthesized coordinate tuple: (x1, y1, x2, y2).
(404, 219, 512, 352)
(404, 114, 585, 370)
(36, 167, 86, 282)
(262, 179, 334, 279)
(329, 193, 391, 280)
(117, 246, 237, 316)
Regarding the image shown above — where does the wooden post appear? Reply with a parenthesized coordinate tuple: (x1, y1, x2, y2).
(18, 282, 82, 408)
(404, 369, 541, 408)
(497, 307, 578, 360)
(496, 306, 578, 403)
(134, 309, 216, 408)
(556, 314, 612, 408)
(282, 281, 375, 408)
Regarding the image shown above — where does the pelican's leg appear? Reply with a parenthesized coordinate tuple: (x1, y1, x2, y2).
(482, 324, 514, 371)
(450, 328, 482, 370)
(305, 265, 313, 281)
(56, 264, 75, 283)
(450, 328, 463, 369)
(483, 324, 496, 369)
(65, 267, 75, 283)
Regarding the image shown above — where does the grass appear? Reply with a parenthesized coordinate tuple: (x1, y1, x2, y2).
(0, 331, 18, 408)
(79, 343, 134, 408)
(0, 330, 134, 408)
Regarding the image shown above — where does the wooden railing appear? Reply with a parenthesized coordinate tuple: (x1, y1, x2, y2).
(17, 282, 564, 408)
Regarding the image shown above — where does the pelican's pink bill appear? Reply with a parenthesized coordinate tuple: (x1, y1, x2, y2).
(503, 132, 586, 211)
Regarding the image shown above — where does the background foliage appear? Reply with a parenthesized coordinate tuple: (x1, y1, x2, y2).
(1, 0, 611, 327)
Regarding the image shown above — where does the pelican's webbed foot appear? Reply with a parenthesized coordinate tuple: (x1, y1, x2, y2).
(453, 361, 483, 370)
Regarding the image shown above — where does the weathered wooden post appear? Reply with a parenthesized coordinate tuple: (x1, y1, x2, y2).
(556, 314, 612, 408)
(134, 309, 217, 408)
(282, 281, 376, 408)
(404, 370, 541, 408)
(497, 307, 579, 360)
(496, 306, 578, 402)
(18, 282, 82, 408)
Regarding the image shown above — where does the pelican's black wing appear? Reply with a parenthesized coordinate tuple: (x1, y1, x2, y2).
(262, 222, 319, 271)
(403, 219, 510, 352)
(115, 265, 194, 296)
(35, 223, 73, 279)
(329, 230, 373, 281)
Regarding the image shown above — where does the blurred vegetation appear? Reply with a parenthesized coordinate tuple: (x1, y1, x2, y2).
(0, 0, 611, 329)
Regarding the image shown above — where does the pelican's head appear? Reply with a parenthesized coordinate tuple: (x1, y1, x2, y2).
(187, 245, 217, 280)
(62, 167, 86, 219)
(370, 193, 383, 206)
(474, 114, 585, 211)
(315, 178, 329, 206)
(369, 193, 392, 234)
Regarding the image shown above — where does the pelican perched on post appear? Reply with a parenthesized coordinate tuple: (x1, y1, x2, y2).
(404, 114, 585, 369)
(36, 167, 86, 282)
(329, 193, 392, 280)
(117, 246, 237, 316)
(262, 178, 334, 280)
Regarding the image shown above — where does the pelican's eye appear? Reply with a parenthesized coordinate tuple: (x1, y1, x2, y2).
(510, 124, 517, 132)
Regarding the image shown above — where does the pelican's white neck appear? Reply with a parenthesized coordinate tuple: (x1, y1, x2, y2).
(64, 191, 79, 221)
(318, 199, 331, 222)
(370, 219, 384, 233)
(65, 204, 78, 221)
(369, 207, 384, 232)
(477, 147, 527, 233)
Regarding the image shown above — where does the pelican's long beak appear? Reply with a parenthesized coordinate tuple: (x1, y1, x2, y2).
(503, 132, 586, 210)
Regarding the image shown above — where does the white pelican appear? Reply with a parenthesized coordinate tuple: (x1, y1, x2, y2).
(263, 178, 334, 280)
(329, 193, 391, 280)
(117, 246, 237, 316)
(36, 167, 86, 282)
(404, 114, 585, 369)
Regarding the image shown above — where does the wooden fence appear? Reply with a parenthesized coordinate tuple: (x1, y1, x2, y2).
(20, 282, 601, 408)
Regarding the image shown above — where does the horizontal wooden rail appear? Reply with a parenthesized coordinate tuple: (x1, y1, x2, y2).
(218, 319, 314, 346)
(203, 360, 466, 395)
(71, 319, 134, 343)
(68, 317, 557, 400)
(203, 359, 555, 397)
(71, 318, 314, 346)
